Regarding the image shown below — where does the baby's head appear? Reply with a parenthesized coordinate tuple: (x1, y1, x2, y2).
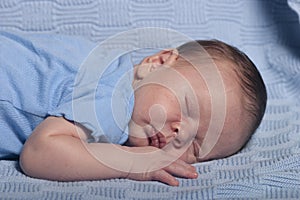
(127, 40, 267, 163)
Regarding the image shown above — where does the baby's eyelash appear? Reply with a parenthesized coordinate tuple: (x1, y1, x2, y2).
(193, 141, 200, 158)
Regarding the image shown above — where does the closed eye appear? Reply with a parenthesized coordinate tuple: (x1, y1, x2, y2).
(193, 140, 200, 159)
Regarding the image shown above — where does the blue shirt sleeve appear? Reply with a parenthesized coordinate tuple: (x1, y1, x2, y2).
(48, 52, 135, 144)
(0, 31, 134, 159)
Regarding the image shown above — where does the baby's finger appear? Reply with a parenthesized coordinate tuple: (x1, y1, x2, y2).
(164, 160, 198, 179)
(157, 132, 166, 148)
(152, 170, 179, 186)
(174, 158, 197, 172)
(150, 135, 159, 148)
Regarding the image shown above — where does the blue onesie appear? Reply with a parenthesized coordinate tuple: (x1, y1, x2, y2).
(0, 32, 134, 159)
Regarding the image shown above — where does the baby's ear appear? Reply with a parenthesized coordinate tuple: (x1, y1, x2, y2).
(141, 49, 179, 67)
(134, 49, 179, 83)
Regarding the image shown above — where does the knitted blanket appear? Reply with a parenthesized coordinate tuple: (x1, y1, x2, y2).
(1, 0, 300, 199)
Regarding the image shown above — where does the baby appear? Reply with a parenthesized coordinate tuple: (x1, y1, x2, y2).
(0, 32, 266, 186)
(127, 40, 267, 164)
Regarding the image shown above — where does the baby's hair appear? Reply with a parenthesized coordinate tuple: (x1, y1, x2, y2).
(177, 40, 267, 141)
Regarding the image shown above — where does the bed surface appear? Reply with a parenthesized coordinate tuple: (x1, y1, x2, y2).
(1, 0, 300, 199)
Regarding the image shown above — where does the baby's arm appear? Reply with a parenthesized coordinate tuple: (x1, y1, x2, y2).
(19, 117, 197, 186)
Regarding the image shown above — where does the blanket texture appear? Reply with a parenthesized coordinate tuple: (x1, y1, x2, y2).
(1, 0, 300, 199)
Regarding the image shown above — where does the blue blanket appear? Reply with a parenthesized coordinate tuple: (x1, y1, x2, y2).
(1, 0, 300, 199)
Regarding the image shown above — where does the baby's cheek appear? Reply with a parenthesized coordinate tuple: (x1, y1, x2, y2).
(128, 120, 149, 147)
(149, 104, 167, 133)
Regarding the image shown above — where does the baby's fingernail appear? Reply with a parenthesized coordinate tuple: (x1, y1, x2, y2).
(171, 179, 179, 186)
(192, 172, 198, 178)
(175, 180, 179, 186)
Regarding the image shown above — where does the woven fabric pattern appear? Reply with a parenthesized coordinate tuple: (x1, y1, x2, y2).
(1, 0, 300, 199)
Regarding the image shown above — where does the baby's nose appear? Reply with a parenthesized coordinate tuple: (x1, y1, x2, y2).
(164, 131, 177, 142)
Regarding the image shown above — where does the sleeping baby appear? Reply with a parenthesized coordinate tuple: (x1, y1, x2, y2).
(0, 31, 266, 186)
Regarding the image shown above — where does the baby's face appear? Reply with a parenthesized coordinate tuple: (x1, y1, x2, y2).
(127, 50, 249, 163)
(129, 80, 201, 163)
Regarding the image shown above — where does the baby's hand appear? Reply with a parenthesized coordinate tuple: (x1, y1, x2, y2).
(127, 158, 198, 186)
(125, 147, 198, 186)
